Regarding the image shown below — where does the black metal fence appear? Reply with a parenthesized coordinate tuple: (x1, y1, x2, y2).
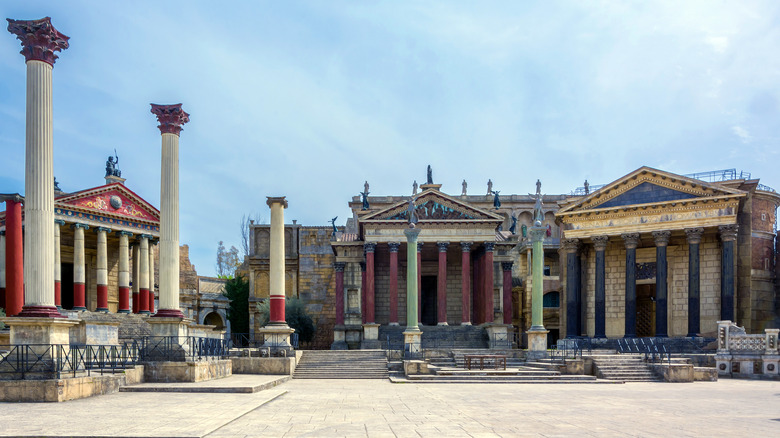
(0, 343, 140, 380)
(138, 336, 229, 361)
(226, 332, 299, 357)
(617, 337, 671, 364)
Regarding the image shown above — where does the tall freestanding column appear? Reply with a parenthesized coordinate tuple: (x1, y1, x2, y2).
(8, 18, 69, 318)
(95, 227, 111, 312)
(148, 241, 156, 314)
(259, 196, 295, 351)
(417, 242, 423, 321)
(0, 231, 5, 310)
(527, 184, 549, 357)
(622, 233, 640, 338)
(150, 103, 189, 319)
(563, 238, 580, 338)
(54, 219, 64, 308)
(437, 242, 449, 325)
(592, 236, 609, 338)
(138, 235, 150, 314)
(652, 231, 671, 337)
(388, 242, 400, 325)
(117, 231, 131, 313)
(719, 225, 738, 321)
(72, 223, 88, 311)
(483, 242, 495, 323)
(686, 227, 704, 337)
(502, 261, 513, 325)
(3, 197, 23, 316)
(460, 242, 472, 325)
(403, 225, 422, 357)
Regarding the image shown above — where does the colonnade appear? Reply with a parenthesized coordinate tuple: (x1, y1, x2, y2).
(563, 225, 738, 339)
(335, 241, 514, 327)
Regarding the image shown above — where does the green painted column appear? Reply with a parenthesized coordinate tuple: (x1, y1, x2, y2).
(529, 225, 546, 330)
(404, 227, 421, 330)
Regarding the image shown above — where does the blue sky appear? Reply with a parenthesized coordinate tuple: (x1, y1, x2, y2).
(2, 1, 780, 276)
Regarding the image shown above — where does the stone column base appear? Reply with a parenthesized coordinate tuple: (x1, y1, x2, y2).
(484, 323, 511, 349)
(526, 328, 549, 360)
(258, 324, 295, 356)
(4, 317, 81, 345)
(361, 323, 381, 349)
(331, 325, 348, 350)
(403, 328, 422, 359)
(146, 317, 192, 361)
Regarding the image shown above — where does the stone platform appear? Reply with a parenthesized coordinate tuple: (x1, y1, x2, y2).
(120, 374, 289, 393)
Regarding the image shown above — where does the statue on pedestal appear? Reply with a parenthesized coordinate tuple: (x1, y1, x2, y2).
(412, 180, 418, 195)
(360, 190, 370, 210)
(462, 179, 467, 196)
(584, 179, 590, 195)
(364, 181, 369, 195)
(105, 150, 121, 177)
(407, 197, 418, 225)
(330, 216, 338, 237)
(426, 165, 433, 184)
(487, 179, 493, 195)
(492, 190, 501, 209)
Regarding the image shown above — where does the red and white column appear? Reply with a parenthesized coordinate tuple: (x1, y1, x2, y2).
(502, 261, 513, 325)
(132, 242, 140, 313)
(460, 242, 472, 325)
(117, 231, 131, 313)
(266, 197, 288, 323)
(7, 18, 69, 318)
(483, 242, 495, 323)
(0, 230, 5, 310)
(72, 223, 88, 311)
(150, 104, 189, 319)
(148, 240, 155, 314)
(54, 219, 64, 308)
(138, 235, 150, 314)
(95, 227, 111, 312)
(360, 262, 366, 324)
(388, 242, 400, 325)
(437, 242, 449, 325)
(364, 243, 376, 324)
(334, 262, 345, 326)
(3, 197, 23, 316)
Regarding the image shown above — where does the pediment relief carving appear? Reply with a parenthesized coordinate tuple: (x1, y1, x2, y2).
(362, 191, 501, 222)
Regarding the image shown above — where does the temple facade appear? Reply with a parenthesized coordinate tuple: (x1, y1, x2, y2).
(246, 167, 780, 349)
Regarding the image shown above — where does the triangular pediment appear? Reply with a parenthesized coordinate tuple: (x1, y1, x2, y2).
(558, 167, 746, 215)
(56, 183, 159, 223)
(362, 189, 502, 222)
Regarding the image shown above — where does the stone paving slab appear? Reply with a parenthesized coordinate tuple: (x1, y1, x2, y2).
(120, 374, 290, 393)
(0, 378, 778, 437)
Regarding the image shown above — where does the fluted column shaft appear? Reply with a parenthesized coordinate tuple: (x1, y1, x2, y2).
(54, 220, 63, 308)
(0, 231, 5, 310)
(72, 223, 88, 310)
(622, 233, 640, 338)
(437, 242, 448, 325)
(483, 242, 495, 324)
(148, 242, 155, 314)
(653, 231, 671, 337)
(593, 236, 608, 338)
(563, 238, 580, 338)
(417, 242, 422, 321)
(132, 243, 140, 313)
(267, 197, 287, 324)
(117, 231, 131, 313)
(686, 227, 703, 337)
(388, 242, 400, 325)
(334, 262, 345, 326)
(719, 225, 738, 321)
(360, 262, 366, 324)
(502, 261, 513, 325)
(157, 133, 182, 317)
(138, 235, 150, 314)
(460, 242, 472, 325)
(364, 242, 376, 324)
(404, 227, 421, 330)
(95, 227, 111, 312)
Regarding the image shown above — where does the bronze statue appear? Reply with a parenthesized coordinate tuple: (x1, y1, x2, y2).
(521, 224, 527, 238)
(360, 191, 370, 210)
(412, 180, 418, 195)
(426, 165, 433, 184)
(509, 214, 517, 235)
(584, 179, 590, 195)
(407, 197, 418, 225)
(53, 177, 61, 192)
(492, 190, 501, 209)
(330, 216, 338, 236)
(364, 181, 369, 194)
(105, 149, 121, 177)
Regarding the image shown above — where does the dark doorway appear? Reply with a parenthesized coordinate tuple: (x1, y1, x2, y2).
(61, 263, 74, 310)
(547, 329, 559, 348)
(636, 284, 656, 337)
(420, 275, 437, 326)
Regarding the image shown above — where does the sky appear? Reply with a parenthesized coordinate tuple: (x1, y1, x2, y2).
(2, 1, 780, 277)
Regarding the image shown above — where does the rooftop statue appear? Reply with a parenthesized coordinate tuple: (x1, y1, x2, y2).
(364, 181, 369, 194)
(330, 216, 338, 236)
(426, 165, 433, 184)
(105, 150, 121, 177)
(487, 179, 493, 195)
(412, 180, 418, 195)
(360, 190, 370, 210)
(492, 190, 501, 209)
(462, 179, 467, 196)
(584, 179, 590, 195)
(407, 197, 418, 225)
(53, 177, 61, 191)
(532, 179, 544, 225)
(509, 214, 517, 235)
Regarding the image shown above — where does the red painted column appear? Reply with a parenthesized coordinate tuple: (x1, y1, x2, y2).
(417, 242, 422, 322)
(436, 242, 449, 325)
(119, 285, 130, 313)
(1, 230, 6, 311)
(473, 252, 482, 324)
(502, 261, 513, 325)
(360, 262, 366, 324)
(149, 292, 155, 314)
(54, 219, 64, 309)
(5, 198, 23, 316)
(364, 243, 376, 324)
(483, 242, 495, 323)
(388, 243, 400, 324)
(132, 243, 139, 313)
(460, 242, 472, 325)
(334, 262, 345, 326)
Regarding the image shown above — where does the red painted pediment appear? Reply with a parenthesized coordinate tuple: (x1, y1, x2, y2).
(56, 183, 159, 223)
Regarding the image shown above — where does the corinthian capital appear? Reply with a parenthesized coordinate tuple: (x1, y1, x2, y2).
(7, 17, 69, 65)
(150, 103, 190, 135)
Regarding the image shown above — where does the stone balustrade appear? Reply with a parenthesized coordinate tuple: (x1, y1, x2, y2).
(715, 320, 779, 378)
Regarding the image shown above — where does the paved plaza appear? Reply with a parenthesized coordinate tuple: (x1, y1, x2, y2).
(0, 377, 778, 437)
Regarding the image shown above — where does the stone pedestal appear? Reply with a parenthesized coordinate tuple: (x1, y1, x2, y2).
(361, 323, 381, 349)
(69, 320, 120, 346)
(526, 328, 549, 360)
(258, 324, 295, 355)
(4, 317, 80, 346)
(485, 323, 511, 349)
(147, 317, 191, 338)
(146, 317, 192, 361)
(331, 325, 348, 350)
(403, 328, 422, 359)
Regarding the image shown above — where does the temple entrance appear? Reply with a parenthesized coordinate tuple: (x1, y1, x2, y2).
(61, 263, 74, 310)
(420, 275, 437, 326)
(636, 283, 656, 337)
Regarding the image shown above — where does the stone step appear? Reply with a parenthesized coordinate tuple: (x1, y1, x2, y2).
(404, 375, 600, 382)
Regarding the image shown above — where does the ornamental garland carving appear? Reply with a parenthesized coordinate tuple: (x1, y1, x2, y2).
(72, 194, 156, 221)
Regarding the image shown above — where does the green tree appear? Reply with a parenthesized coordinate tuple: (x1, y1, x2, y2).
(257, 297, 315, 343)
(0, 308, 5, 330)
(223, 274, 249, 335)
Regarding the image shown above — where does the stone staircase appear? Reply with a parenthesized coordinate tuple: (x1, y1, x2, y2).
(379, 325, 488, 349)
(589, 353, 662, 382)
(293, 350, 388, 379)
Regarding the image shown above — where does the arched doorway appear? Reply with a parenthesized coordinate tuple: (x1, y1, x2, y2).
(203, 311, 225, 330)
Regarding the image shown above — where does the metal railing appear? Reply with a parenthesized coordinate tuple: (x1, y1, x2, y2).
(616, 338, 670, 364)
(138, 336, 229, 361)
(0, 343, 140, 380)
(227, 332, 299, 351)
(571, 169, 776, 195)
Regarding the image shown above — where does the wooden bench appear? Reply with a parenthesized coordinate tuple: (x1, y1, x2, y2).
(464, 354, 507, 370)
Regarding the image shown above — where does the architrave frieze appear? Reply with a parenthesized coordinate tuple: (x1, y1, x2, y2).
(557, 194, 743, 219)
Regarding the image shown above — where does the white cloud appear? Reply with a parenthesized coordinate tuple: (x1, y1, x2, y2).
(732, 126, 752, 144)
